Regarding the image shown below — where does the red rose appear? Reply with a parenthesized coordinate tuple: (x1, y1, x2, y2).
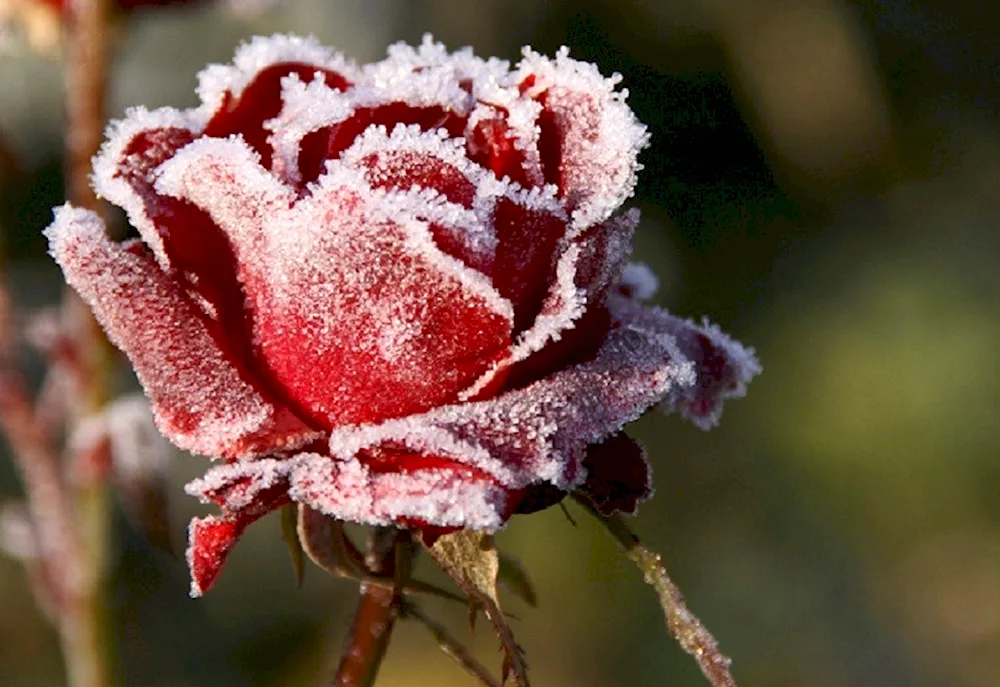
(46, 35, 759, 595)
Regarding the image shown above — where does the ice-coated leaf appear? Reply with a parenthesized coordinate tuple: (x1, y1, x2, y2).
(425, 531, 529, 687)
(44, 206, 318, 460)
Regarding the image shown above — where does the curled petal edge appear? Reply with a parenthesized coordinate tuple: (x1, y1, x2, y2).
(44, 205, 319, 460)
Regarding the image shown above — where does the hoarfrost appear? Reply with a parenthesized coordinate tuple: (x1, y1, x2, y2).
(44, 205, 316, 459)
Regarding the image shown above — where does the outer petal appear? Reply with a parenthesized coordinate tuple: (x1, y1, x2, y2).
(45, 206, 318, 459)
(327, 323, 698, 502)
(518, 48, 650, 230)
(155, 139, 514, 429)
(287, 453, 509, 531)
(609, 295, 762, 428)
(184, 459, 294, 595)
(464, 208, 638, 398)
(576, 433, 651, 516)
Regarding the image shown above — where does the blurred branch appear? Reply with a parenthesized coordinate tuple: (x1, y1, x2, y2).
(576, 495, 737, 687)
(58, 0, 117, 685)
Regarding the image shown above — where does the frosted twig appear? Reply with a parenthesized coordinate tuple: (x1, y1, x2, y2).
(576, 496, 738, 687)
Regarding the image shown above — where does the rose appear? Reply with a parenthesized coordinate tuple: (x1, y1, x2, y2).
(46, 34, 759, 595)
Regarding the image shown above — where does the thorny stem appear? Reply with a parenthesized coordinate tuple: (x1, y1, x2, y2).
(332, 528, 412, 687)
(576, 496, 738, 687)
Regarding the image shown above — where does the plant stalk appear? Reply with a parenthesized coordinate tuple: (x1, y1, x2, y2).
(332, 528, 410, 687)
(61, 0, 116, 684)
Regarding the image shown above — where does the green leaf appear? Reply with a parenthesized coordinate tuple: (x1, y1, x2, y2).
(498, 552, 537, 607)
(279, 503, 304, 587)
(295, 508, 466, 603)
(575, 495, 738, 687)
(424, 531, 530, 687)
(296, 505, 367, 579)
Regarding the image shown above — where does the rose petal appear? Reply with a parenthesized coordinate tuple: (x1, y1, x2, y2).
(577, 433, 651, 516)
(155, 140, 515, 429)
(45, 205, 318, 459)
(196, 34, 355, 122)
(518, 48, 650, 229)
(466, 208, 639, 396)
(491, 191, 570, 333)
(92, 106, 205, 269)
(339, 124, 494, 272)
(184, 458, 295, 595)
(287, 452, 509, 531)
(203, 61, 351, 170)
(327, 323, 697, 497)
(609, 295, 762, 428)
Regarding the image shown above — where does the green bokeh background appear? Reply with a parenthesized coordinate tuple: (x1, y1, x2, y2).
(2, 1, 998, 685)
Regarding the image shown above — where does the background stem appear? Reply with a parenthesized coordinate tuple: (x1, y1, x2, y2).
(61, 0, 116, 684)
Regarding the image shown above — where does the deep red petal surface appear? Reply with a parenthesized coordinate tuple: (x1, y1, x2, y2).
(46, 207, 317, 459)
(491, 196, 569, 334)
(115, 127, 255, 367)
(154, 141, 513, 429)
(298, 104, 466, 186)
(465, 112, 531, 187)
(204, 62, 350, 170)
(577, 433, 651, 516)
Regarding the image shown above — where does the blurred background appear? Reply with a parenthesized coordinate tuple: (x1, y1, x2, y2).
(1, 0, 999, 685)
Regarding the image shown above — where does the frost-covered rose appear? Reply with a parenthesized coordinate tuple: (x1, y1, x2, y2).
(46, 35, 759, 595)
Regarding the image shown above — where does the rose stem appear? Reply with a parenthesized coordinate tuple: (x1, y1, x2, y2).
(62, 0, 117, 684)
(332, 528, 411, 687)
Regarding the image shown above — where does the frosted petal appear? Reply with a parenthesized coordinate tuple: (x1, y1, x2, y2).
(577, 433, 652, 516)
(463, 208, 638, 397)
(45, 205, 318, 459)
(287, 453, 508, 530)
(328, 323, 696, 494)
(185, 459, 292, 511)
(367, 34, 513, 112)
(266, 74, 356, 184)
(154, 135, 295, 263)
(338, 124, 496, 271)
(196, 34, 356, 119)
(158, 145, 514, 429)
(518, 47, 650, 229)
(92, 106, 205, 269)
(617, 262, 659, 301)
(609, 295, 762, 428)
(184, 458, 294, 596)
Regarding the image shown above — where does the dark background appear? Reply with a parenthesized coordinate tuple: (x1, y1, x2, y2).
(2, 0, 999, 685)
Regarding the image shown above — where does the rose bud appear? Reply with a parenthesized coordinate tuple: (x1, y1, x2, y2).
(45, 34, 760, 595)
